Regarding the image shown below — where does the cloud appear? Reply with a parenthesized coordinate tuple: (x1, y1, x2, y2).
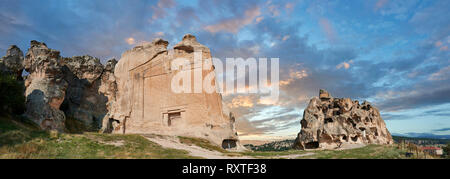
(377, 85, 450, 111)
(151, 0, 176, 21)
(318, 18, 338, 42)
(285, 2, 295, 11)
(336, 60, 354, 70)
(280, 69, 308, 86)
(125, 37, 135, 45)
(267, 4, 280, 17)
(204, 7, 261, 34)
(375, 0, 389, 10)
(227, 95, 255, 108)
(429, 66, 450, 81)
(434, 128, 450, 132)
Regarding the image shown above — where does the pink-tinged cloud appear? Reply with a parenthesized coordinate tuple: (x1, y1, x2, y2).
(336, 60, 354, 70)
(204, 7, 261, 34)
(125, 37, 135, 45)
(319, 18, 338, 42)
(285, 2, 295, 11)
(429, 66, 450, 81)
(151, 0, 176, 21)
(375, 0, 389, 10)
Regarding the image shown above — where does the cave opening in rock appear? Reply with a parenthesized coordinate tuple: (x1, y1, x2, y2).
(222, 139, 237, 149)
(168, 112, 181, 126)
(320, 133, 333, 143)
(324, 118, 333, 124)
(305, 142, 319, 149)
(301, 120, 308, 128)
(351, 136, 358, 142)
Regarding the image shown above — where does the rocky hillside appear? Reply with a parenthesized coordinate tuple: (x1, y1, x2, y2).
(244, 139, 295, 151)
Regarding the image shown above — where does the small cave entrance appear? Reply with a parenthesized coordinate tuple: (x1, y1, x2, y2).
(304, 142, 319, 149)
(324, 118, 333, 124)
(371, 127, 379, 136)
(351, 136, 359, 142)
(104, 118, 120, 133)
(168, 112, 181, 126)
(320, 133, 333, 144)
(341, 135, 348, 142)
(222, 139, 237, 149)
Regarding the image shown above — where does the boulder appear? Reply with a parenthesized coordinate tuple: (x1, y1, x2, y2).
(293, 90, 393, 150)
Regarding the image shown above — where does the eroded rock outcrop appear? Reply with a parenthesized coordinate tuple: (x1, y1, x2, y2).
(60, 55, 109, 130)
(106, 34, 243, 150)
(293, 89, 393, 150)
(0, 45, 24, 79)
(22, 41, 117, 132)
(23, 41, 68, 131)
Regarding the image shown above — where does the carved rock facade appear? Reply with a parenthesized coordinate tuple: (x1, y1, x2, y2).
(106, 34, 242, 149)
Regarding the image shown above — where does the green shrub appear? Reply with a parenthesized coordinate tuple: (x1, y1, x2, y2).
(0, 74, 25, 115)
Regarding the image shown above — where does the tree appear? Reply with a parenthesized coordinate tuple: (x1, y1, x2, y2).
(0, 73, 25, 115)
(444, 143, 450, 158)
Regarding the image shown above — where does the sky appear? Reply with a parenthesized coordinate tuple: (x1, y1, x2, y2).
(1, 0, 449, 140)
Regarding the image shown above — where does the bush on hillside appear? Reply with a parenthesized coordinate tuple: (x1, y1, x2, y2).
(0, 73, 25, 115)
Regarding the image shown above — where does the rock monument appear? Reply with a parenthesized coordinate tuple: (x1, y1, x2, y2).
(3, 35, 242, 150)
(293, 89, 393, 150)
(105, 34, 242, 149)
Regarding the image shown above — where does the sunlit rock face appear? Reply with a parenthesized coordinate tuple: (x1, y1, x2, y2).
(106, 34, 243, 150)
(23, 41, 68, 131)
(293, 89, 394, 150)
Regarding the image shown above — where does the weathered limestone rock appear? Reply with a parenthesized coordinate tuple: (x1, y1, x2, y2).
(107, 34, 243, 150)
(0, 45, 24, 79)
(293, 89, 393, 150)
(319, 89, 331, 99)
(99, 58, 118, 133)
(23, 41, 67, 131)
(60, 55, 108, 130)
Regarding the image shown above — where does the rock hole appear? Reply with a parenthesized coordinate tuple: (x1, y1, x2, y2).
(324, 118, 333, 124)
(351, 136, 358, 142)
(320, 133, 333, 144)
(222, 139, 237, 149)
(304, 142, 319, 149)
(174, 45, 194, 53)
(300, 119, 308, 128)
